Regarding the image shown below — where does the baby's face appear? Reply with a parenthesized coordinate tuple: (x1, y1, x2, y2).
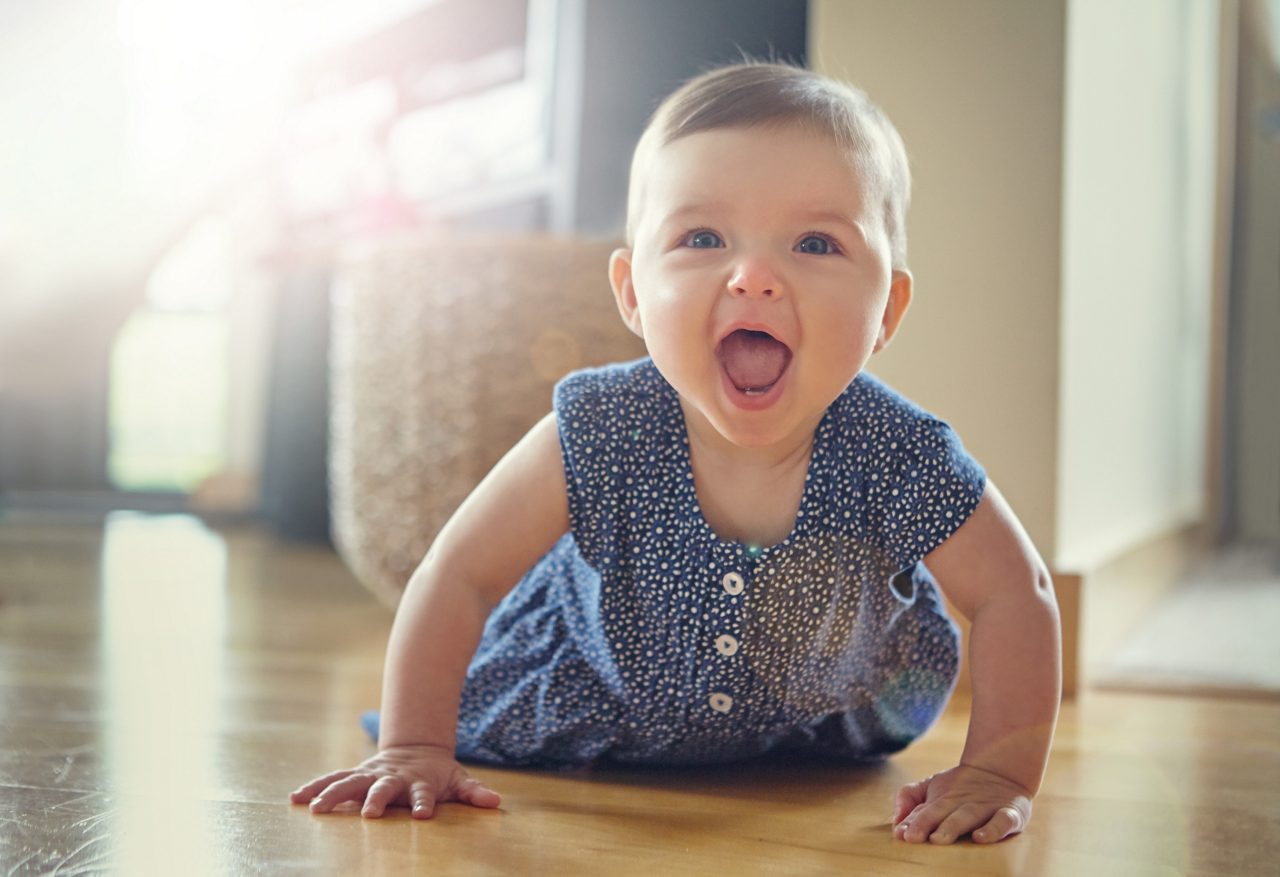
(610, 124, 911, 451)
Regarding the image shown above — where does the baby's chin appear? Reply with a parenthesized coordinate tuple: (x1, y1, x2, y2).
(680, 395, 819, 454)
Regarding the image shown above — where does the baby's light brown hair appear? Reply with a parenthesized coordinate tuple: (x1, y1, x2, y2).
(626, 62, 913, 270)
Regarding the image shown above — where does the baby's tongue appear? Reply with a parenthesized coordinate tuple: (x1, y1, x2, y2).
(718, 330, 790, 391)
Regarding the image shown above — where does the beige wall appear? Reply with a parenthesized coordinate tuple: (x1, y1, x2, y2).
(812, 0, 1223, 571)
(1056, 0, 1219, 568)
(811, 0, 1068, 560)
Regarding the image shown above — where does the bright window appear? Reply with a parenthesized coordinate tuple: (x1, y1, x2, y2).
(108, 309, 229, 492)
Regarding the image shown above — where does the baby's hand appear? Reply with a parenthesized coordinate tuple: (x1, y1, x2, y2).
(290, 744, 501, 819)
(892, 764, 1032, 844)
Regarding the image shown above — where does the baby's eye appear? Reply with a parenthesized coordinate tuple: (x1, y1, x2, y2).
(682, 230, 724, 249)
(795, 234, 838, 255)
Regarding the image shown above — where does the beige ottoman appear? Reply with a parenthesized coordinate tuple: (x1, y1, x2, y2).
(329, 234, 647, 608)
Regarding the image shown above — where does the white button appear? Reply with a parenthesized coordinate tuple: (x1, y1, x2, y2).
(722, 572, 745, 595)
(709, 692, 734, 713)
(715, 634, 739, 657)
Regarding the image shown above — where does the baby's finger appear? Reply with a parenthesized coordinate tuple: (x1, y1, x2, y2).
(454, 777, 502, 809)
(972, 805, 1026, 844)
(894, 800, 928, 836)
(309, 773, 377, 814)
(290, 770, 353, 804)
(896, 801, 951, 844)
(409, 781, 439, 820)
(892, 778, 929, 825)
(361, 776, 406, 818)
(927, 803, 987, 844)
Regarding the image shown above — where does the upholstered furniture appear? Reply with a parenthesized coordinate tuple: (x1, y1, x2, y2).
(328, 234, 646, 607)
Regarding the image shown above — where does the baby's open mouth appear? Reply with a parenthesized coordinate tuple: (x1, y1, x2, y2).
(716, 329, 793, 395)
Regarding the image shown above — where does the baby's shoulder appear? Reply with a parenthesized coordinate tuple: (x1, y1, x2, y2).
(552, 359, 675, 530)
(825, 373, 974, 475)
(833, 373, 945, 439)
(552, 357, 674, 466)
(553, 357, 666, 428)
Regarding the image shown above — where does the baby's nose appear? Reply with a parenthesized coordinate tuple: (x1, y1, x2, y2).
(727, 256, 783, 298)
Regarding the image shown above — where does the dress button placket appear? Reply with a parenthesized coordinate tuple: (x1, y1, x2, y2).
(710, 566, 744, 716)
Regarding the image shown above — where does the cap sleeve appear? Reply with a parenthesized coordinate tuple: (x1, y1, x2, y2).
(868, 416, 986, 570)
(552, 359, 662, 568)
(552, 370, 617, 567)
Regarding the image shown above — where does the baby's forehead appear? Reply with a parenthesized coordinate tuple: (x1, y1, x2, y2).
(634, 124, 879, 217)
(652, 120, 865, 173)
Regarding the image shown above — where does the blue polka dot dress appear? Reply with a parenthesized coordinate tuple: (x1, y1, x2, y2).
(452, 358, 985, 767)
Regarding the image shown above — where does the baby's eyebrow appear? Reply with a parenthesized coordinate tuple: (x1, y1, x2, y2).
(799, 209, 863, 230)
(662, 202, 730, 222)
(789, 208, 869, 246)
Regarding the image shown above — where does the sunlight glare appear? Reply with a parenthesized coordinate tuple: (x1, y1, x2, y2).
(117, 0, 295, 186)
(100, 512, 230, 873)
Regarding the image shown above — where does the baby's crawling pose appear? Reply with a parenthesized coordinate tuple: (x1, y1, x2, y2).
(292, 62, 1061, 846)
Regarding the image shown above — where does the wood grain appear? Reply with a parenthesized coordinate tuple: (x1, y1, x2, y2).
(1, 512, 1277, 875)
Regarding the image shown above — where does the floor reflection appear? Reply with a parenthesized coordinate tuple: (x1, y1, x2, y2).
(99, 512, 229, 873)
(2, 511, 1276, 874)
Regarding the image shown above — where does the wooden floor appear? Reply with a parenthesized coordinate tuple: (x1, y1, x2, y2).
(2, 512, 1278, 876)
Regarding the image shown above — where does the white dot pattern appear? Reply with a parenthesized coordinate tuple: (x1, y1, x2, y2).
(454, 358, 985, 767)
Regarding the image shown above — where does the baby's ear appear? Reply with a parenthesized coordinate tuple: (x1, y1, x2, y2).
(874, 269, 913, 353)
(609, 248, 644, 338)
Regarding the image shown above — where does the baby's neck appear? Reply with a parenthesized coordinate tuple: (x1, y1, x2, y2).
(684, 421, 815, 549)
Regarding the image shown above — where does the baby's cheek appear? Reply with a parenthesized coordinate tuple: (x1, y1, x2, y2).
(644, 310, 703, 356)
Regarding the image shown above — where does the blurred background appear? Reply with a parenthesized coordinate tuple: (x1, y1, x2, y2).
(0, 0, 1276, 664)
(0, 0, 809, 540)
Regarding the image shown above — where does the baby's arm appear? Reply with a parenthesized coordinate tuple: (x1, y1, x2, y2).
(290, 413, 569, 818)
(894, 481, 1061, 844)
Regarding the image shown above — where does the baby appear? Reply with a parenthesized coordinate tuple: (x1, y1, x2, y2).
(292, 62, 1061, 846)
